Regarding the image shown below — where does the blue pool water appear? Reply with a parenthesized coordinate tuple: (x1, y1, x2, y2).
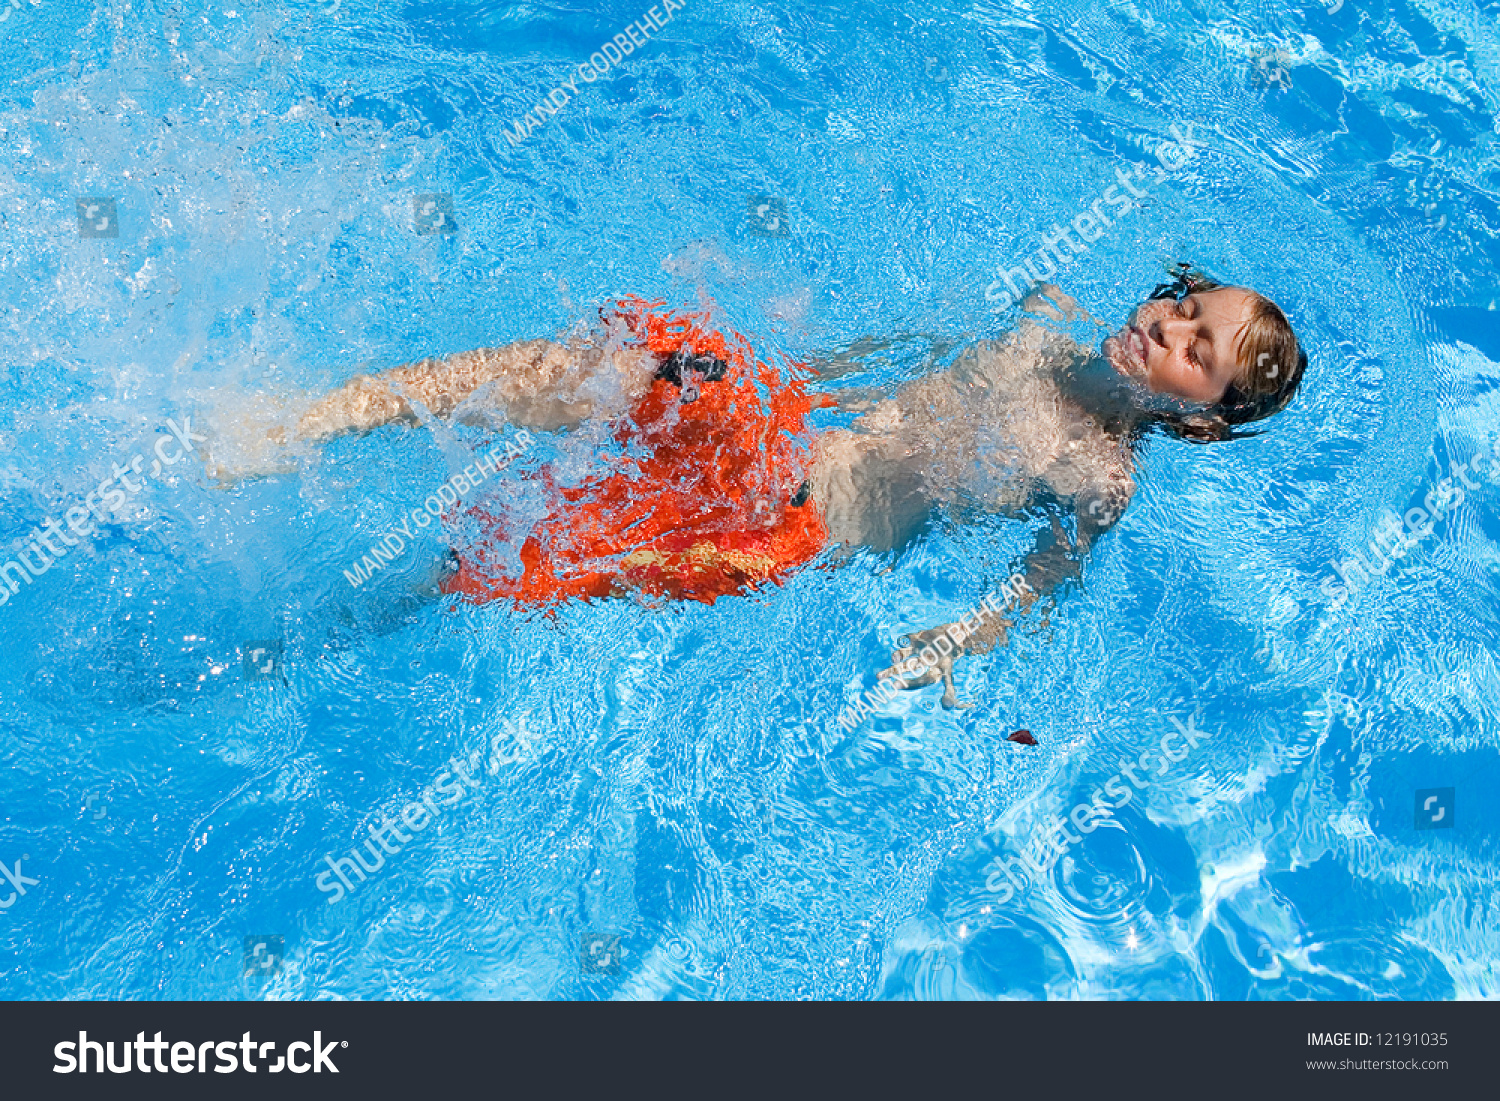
(1, 0, 1497, 999)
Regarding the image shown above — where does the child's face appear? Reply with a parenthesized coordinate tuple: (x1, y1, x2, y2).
(1103, 286, 1255, 405)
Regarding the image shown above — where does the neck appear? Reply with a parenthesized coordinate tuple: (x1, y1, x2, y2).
(1051, 349, 1153, 437)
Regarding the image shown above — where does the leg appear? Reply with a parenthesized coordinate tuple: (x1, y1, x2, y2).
(295, 337, 662, 443)
(205, 334, 660, 483)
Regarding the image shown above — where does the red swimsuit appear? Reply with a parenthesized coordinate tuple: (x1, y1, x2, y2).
(441, 298, 831, 607)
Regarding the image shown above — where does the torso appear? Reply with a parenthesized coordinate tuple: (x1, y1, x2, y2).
(807, 323, 1138, 552)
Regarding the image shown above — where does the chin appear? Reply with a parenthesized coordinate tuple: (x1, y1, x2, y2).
(1102, 332, 1141, 381)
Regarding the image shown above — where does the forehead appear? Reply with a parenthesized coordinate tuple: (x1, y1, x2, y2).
(1194, 286, 1257, 369)
(1195, 285, 1256, 322)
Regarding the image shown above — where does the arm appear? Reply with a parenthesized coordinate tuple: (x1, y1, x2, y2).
(805, 335, 904, 382)
(804, 332, 964, 384)
(877, 489, 1126, 708)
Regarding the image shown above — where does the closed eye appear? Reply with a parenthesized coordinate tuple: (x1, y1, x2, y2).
(1176, 296, 1208, 367)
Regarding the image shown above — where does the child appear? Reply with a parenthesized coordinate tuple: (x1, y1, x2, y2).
(210, 266, 1306, 707)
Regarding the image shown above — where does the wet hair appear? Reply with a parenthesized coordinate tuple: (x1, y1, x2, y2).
(1146, 263, 1307, 444)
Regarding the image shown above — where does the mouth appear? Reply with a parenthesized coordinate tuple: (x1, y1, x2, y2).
(1107, 324, 1149, 379)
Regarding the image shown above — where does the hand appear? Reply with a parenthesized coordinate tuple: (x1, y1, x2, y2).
(877, 623, 979, 710)
(1021, 283, 1083, 321)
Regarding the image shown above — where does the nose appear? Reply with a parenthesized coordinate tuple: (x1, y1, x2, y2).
(1148, 313, 1191, 351)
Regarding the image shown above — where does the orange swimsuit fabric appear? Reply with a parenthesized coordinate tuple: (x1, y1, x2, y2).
(441, 298, 831, 607)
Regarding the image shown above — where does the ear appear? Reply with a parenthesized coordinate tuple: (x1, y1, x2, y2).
(1174, 413, 1232, 443)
